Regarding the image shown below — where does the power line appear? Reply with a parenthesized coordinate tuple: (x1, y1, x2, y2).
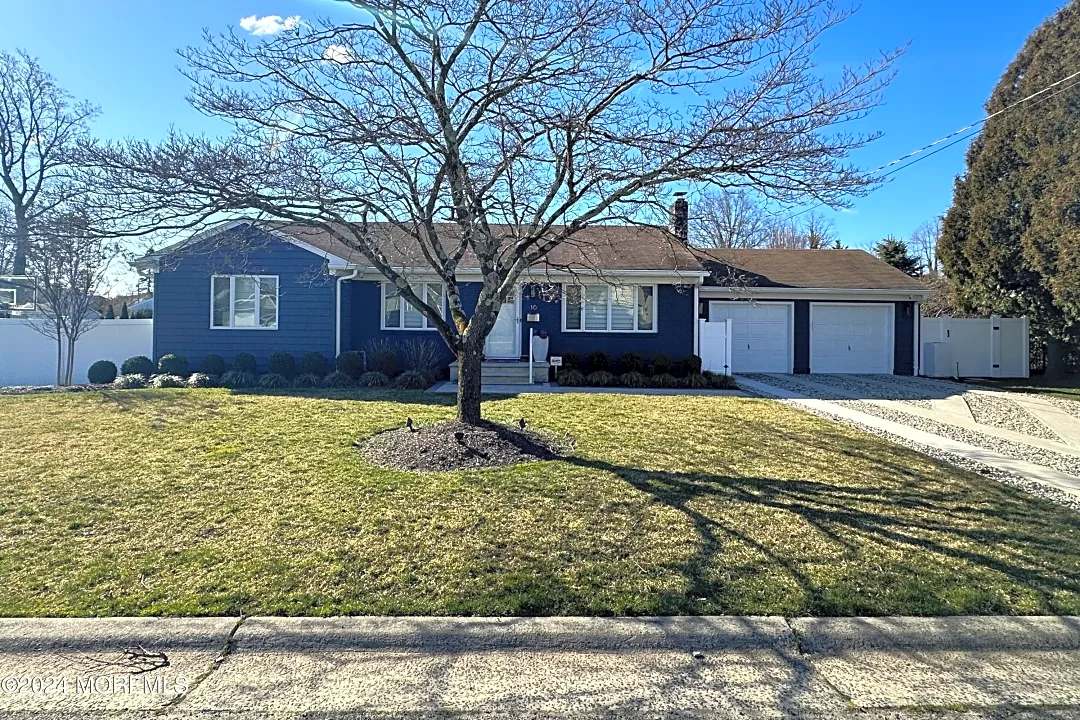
(774, 69, 1080, 224)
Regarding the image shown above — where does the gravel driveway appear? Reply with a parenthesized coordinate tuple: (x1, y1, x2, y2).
(740, 373, 1080, 512)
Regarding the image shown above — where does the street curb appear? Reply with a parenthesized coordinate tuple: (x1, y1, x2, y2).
(791, 616, 1080, 653)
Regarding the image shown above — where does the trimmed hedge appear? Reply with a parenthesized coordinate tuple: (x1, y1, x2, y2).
(300, 351, 328, 377)
(200, 354, 226, 376)
(336, 351, 365, 380)
(683, 354, 703, 375)
(586, 351, 610, 373)
(650, 353, 673, 375)
(368, 348, 397, 377)
(232, 353, 257, 374)
(619, 353, 644, 373)
(121, 355, 154, 377)
(268, 352, 296, 379)
(87, 360, 118, 384)
(157, 354, 189, 377)
(150, 374, 187, 388)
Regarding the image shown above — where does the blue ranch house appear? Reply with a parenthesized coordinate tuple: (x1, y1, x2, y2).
(135, 217, 930, 382)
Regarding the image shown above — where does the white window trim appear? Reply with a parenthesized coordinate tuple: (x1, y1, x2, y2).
(380, 281, 446, 331)
(561, 283, 658, 333)
(209, 275, 280, 330)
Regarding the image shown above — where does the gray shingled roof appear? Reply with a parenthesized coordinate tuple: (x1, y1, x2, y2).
(696, 248, 928, 291)
(275, 222, 704, 273)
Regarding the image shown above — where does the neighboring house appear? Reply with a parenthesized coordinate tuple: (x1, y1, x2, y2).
(133, 217, 930, 378)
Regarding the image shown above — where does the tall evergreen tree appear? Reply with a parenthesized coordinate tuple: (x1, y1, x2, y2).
(874, 236, 922, 276)
(119, 301, 128, 319)
(939, 2, 1080, 376)
(103, 304, 114, 320)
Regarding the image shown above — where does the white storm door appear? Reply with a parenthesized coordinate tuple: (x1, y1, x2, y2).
(484, 291, 519, 359)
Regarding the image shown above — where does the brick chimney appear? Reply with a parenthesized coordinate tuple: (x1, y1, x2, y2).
(671, 193, 689, 244)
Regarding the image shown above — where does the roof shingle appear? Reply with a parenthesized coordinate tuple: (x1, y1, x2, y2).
(696, 248, 927, 291)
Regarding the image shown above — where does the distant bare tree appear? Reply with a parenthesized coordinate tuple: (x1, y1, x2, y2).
(85, 0, 900, 423)
(803, 211, 837, 249)
(910, 217, 942, 276)
(0, 204, 14, 273)
(24, 205, 115, 385)
(692, 189, 770, 248)
(0, 50, 98, 275)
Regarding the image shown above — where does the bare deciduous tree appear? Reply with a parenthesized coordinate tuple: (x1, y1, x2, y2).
(24, 206, 115, 385)
(85, 0, 900, 423)
(0, 50, 98, 276)
(692, 189, 770, 248)
(910, 216, 942, 276)
(802, 211, 837, 249)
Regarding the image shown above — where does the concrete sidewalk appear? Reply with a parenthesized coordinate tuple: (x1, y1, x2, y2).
(0, 616, 1079, 718)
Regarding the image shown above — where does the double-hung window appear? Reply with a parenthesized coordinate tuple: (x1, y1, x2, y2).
(563, 284, 656, 332)
(211, 275, 278, 329)
(382, 282, 444, 330)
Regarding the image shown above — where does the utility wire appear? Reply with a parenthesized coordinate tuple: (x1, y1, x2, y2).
(775, 69, 1080, 223)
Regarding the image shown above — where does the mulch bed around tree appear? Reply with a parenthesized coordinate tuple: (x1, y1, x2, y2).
(356, 419, 571, 472)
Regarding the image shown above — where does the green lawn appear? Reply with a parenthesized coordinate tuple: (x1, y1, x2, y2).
(1, 388, 1079, 618)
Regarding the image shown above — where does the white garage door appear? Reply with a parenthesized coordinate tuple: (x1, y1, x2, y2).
(811, 304, 893, 374)
(708, 302, 791, 373)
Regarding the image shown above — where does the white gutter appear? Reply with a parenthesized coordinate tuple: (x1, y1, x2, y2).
(336, 268, 360, 357)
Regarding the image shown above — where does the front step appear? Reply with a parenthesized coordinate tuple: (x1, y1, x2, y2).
(448, 361, 550, 385)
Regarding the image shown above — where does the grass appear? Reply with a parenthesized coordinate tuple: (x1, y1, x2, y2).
(972, 376, 1080, 403)
(1, 388, 1079, 618)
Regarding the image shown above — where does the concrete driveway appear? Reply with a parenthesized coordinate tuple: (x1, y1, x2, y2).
(738, 373, 1080, 506)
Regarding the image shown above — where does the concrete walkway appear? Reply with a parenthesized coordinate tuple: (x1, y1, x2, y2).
(738, 376, 1080, 500)
(1, 616, 1078, 718)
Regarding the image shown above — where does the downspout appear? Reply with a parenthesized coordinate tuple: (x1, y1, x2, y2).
(913, 301, 921, 377)
(336, 268, 360, 358)
(692, 283, 700, 355)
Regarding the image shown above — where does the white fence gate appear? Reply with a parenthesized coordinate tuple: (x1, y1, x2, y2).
(920, 315, 1029, 379)
(0, 319, 153, 387)
(698, 318, 733, 375)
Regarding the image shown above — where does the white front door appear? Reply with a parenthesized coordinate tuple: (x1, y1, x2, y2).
(810, 304, 893, 374)
(484, 291, 519, 359)
(708, 301, 791, 373)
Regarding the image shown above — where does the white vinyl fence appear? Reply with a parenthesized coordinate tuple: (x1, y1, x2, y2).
(698, 318, 733, 375)
(0, 319, 153, 387)
(921, 315, 1029, 379)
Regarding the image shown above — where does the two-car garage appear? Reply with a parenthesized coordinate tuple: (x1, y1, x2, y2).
(706, 300, 898, 374)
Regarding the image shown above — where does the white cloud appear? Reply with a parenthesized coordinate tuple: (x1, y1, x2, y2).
(322, 44, 356, 64)
(239, 14, 302, 36)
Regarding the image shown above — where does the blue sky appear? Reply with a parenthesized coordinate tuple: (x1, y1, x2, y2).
(0, 0, 1066, 253)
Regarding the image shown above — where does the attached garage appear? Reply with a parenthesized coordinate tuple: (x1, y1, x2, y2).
(809, 303, 893, 374)
(695, 249, 930, 376)
(708, 301, 792, 373)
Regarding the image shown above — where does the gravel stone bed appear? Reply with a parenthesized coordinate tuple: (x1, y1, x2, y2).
(357, 419, 570, 472)
(784, 400, 1080, 514)
(806, 374, 934, 407)
(744, 373, 1080, 479)
(961, 392, 1060, 441)
(829, 399, 1080, 477)
(741, 374, 849, 400)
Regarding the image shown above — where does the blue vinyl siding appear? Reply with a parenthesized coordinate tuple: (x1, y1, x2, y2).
(153, 227, 336, 373)
(345, 279, 695, 368)
(522, 283, 695, 361)
(346, 279, 465, 367)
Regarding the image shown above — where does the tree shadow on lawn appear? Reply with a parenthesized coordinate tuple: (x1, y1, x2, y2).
(227, 386, 459, 407)
(562, 441, 1080, 617)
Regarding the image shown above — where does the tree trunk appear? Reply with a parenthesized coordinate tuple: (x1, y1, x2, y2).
(54, 331, 63, 386)
(1045, 339, 1066, 380)
(12, 207, 28, 276)
(456, 343, 484, 425)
